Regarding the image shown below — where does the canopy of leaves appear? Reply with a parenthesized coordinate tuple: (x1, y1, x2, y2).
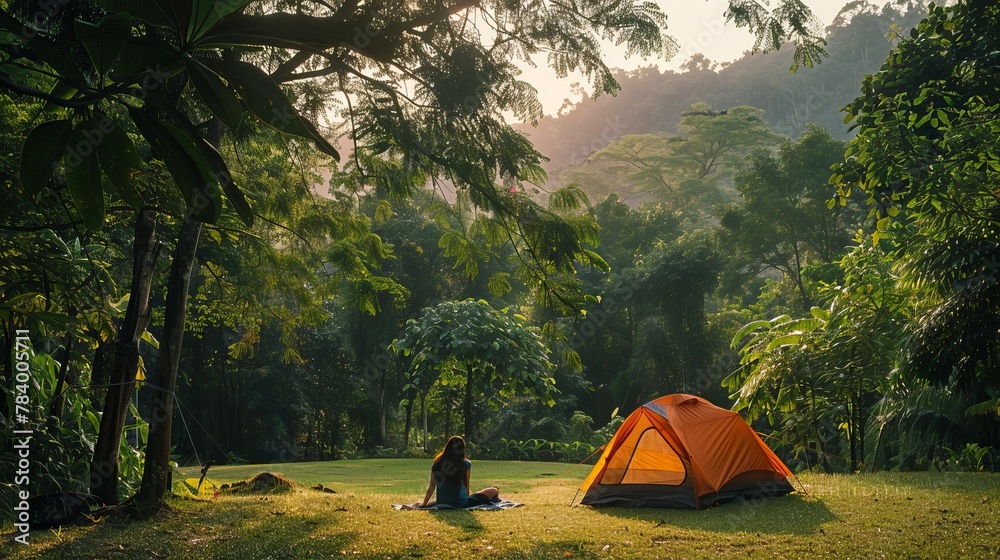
(584, 103, 778, 213)
(832, 1, 1000, 388)
(392, 299, 555, 405)
(833, 1, 1000, 229)
(719, 123, 859, 308)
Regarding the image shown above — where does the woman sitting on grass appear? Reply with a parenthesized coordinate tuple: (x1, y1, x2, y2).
(410, 436, 499, 508)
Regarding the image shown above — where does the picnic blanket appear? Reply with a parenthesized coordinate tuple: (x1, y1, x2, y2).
(392, 500, 523, 511)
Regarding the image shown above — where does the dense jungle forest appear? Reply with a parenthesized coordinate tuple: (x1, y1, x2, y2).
(1, 0, 997, 521)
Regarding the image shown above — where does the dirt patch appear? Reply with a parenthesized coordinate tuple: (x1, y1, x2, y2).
(219, 472, 296, 494)
(310, 483, 337, 493)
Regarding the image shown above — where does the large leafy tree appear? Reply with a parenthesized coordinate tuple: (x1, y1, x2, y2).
(831, 0, 1000, 421)
(727, 235, 917, 472)
(178, 128, 406, 459)
(585, 103, 779, 216)
(824, 237, 913, 471)
(565, 196, 682, 423)
(625, 232, 721, 394)
(719, 124, 859, 309)
(392, 299, 555, 443)
(726, 307, 835, 471)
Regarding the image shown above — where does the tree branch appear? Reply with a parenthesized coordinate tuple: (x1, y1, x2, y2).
(389, 0, 480, 33)
(0, 76, 90, 108)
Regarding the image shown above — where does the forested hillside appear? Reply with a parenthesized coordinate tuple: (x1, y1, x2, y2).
(518, 1, 928, 171)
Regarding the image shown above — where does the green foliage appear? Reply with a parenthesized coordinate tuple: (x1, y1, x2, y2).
(719, 124, 861, 308)
(481, 437, 597, 463)
(4, 0, 980, 494)
(625, 231, 721, 390)
(477, 412, 607, 463)
(728, 234, 919, 471)
(186, 128, 404, 364)
(523, 4, 928, 172)
(833, 1, 1000, 228)
(19, 119, 72, 195)
(721, 2, 1000, 473)
(583, 103, 778, 220)
(1, 0, 354, 229)
(830, 1, 1000, 412)
(932, 443, 995, 473)
(1, 345, 147, 518)
(728, 311, 827, 416)
(723, 0, 828, 72)
(392, 299, 557, 407)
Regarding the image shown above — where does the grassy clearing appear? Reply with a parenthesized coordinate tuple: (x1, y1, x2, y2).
(4, 460, 999, 559)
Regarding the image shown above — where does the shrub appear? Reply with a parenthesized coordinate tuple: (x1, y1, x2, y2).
(932, 444, 995, 472)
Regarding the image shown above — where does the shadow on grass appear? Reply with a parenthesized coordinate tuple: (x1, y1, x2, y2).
(5, 501, 356, 560)
(426, 509, 486, 533)
(589, 494, 837, 535)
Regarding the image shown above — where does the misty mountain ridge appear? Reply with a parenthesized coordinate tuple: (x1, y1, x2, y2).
(515, 2, 929, 175)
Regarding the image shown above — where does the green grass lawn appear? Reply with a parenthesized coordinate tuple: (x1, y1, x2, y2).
(4, 460, 999, 559)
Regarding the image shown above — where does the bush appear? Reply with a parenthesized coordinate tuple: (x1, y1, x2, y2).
(369, 446, 402, 459)
(401, 448, 431, 459)
(932, 444, 995, 472)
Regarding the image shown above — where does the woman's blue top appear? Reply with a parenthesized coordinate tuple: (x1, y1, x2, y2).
(432, 459, 471, 507)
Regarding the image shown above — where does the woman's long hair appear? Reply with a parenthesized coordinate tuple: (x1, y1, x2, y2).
(434, 436, 466, 463)
(432, 436, 468, 483)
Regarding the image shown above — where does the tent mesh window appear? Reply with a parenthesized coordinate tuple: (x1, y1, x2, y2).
(601, 426, 686, 486)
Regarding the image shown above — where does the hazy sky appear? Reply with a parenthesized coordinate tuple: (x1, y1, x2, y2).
(520, 0, 852, 115)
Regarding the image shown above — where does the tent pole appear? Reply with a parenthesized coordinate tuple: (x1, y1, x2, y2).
(790, 472, 809, 496)
(568, 488, 580, 507)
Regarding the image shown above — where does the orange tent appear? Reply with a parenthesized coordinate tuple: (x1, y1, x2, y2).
(578, 394, 794, 508)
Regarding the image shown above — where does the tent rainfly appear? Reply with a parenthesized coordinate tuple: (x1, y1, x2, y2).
(578, 394, 794, 508)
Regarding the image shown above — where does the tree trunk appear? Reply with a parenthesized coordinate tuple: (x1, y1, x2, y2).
(871, 423, 885, 473)
(134, 213, 202, 511)
(88, 339, 114, 409)
(48, 332, 75, 421)
(847, 369, 857, 472)
(216, 327, 228, 459)
(192, 330, 209, 461)
(848, 395, 857, 472)
(89, 209, 159, 505)
(815, 423, 832, 473)
(403, 393, 414, 447)
(378, 367, 387, 445)
(464, 364, 473, 442)
(858, 389, 866, 471)
(421, 391, 428, 453)
(809, 378, 832, 472)
(792, 242, 811, 311)
(444, 390, 453, 440)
